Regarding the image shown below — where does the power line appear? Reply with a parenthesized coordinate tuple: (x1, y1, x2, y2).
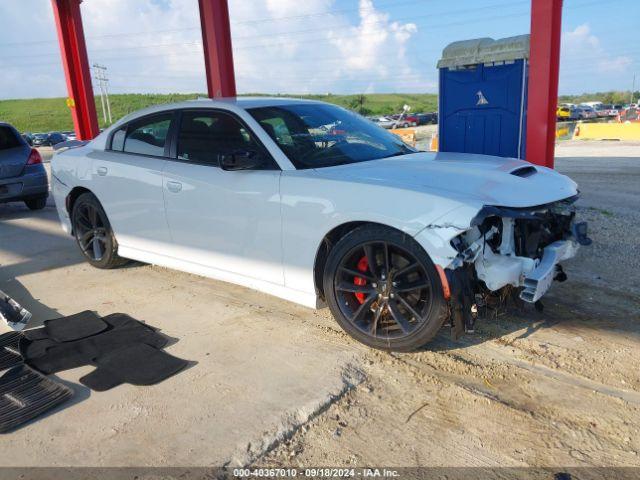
(0, 0, 619, 51)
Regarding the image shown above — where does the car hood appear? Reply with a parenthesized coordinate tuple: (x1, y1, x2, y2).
(313, 151, 578, 208)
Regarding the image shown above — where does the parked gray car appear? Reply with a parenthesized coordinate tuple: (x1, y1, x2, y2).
(0, 122, 48, 210)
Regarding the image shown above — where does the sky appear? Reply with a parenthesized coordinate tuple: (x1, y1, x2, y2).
(0, 0, 638, 99)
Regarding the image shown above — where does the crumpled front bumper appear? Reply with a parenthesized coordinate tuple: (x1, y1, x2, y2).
(448, 197, 591, 304)
(519, 240, 579, 302)
(473, 238, 580, 303)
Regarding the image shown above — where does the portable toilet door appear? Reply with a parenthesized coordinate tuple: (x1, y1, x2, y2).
(437, 35, 529, 159)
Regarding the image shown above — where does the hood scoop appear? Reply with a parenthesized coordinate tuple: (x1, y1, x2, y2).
(510, 165, 538, 178)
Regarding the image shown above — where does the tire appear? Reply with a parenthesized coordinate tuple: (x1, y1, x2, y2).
(24, 196, 47, 210)
(323, 225, 448, 352)
(71, 192, 127, 269)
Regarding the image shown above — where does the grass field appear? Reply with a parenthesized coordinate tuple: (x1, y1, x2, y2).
(0, 93, 439, 133)
(1, 89, 631, 134)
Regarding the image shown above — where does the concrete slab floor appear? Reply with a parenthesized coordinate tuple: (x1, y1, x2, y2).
(0, 204, 366, 466)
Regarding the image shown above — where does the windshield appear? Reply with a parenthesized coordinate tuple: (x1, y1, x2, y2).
(248, 103, 415, 169)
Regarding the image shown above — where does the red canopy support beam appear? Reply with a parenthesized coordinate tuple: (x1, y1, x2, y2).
(51, 0, 99, 140)
(199, 0, 237, 98)
(526, 0, 563, 168)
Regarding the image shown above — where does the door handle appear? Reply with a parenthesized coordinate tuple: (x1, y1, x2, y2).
(97, 166, 108, 176)
(166, 181, 182, 193)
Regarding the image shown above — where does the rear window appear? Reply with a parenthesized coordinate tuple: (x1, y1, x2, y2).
(0, 126, 23, 150)
(109, 113, 173, 156)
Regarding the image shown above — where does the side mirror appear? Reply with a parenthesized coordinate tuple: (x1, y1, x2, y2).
(219, 150, 263, 171)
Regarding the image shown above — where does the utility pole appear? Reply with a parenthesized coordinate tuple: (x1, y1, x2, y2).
(93, 65, 106, 124)
(92, 64, 112, 125)
(632, 74, 637, 105)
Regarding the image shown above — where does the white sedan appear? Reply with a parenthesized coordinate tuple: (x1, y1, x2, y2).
(51, 98, 590, 351)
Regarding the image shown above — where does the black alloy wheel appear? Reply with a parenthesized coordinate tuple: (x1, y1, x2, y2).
(324, 225, 447, 351)
(71, 192, 127, 269)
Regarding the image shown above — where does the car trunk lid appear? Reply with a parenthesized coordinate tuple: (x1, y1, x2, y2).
(0, 146, 30, 179)
(0, 126, 29, 179)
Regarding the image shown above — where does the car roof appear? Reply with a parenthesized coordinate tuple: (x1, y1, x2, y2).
(135, 96, 322, 114)
(111, 96, 328, 128)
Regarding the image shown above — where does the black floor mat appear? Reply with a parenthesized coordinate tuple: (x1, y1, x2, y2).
(21, 321, 168, 375)
(0, 331, 23, 371)
(80, 344, 188, 391)
(24, 310, 107, 342)
(0, 364, 73, 433)
(102, 313, 159, 332)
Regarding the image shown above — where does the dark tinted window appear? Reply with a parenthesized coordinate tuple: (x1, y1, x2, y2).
(248, 103, 415, 169)
(123, 113, 172, 156)
(0, 126, 23, 150)
(177, 111, 261, 166)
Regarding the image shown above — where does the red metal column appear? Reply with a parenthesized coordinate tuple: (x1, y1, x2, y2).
(51, 0, 99, 140)
(198, 0, 237, 98)
(526, 0, 563, 168)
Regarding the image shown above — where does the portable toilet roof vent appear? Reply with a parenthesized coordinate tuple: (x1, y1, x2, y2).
(437, 34, 530, 70)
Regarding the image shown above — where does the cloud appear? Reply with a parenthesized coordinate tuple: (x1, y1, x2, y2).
(562, 23, 631, 74)
(0, 0, 433, 99)
(233, 0, 425, 94)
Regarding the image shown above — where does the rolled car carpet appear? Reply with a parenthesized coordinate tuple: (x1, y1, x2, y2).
(80, 343, 188, 392)
(0, 364, 73, 433)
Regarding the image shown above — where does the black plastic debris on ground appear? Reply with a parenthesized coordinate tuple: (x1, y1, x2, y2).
(0, 364, 73, 433)
(0, 290, 32, 330)
(0, 331, 23, 371)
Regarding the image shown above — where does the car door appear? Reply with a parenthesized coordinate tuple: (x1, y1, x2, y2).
(162, 109, 284, 285)
(88, 111, 175, 252)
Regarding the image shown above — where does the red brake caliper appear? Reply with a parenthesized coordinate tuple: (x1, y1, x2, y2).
(354, 256, 369, 304)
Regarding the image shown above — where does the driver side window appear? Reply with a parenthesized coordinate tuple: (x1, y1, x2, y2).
(177, 111, 269, 168)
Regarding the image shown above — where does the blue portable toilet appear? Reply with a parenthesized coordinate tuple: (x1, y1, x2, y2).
(438, 35, 530, 159)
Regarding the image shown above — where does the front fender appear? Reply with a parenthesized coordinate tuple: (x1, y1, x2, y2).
(412, 203, 482, 269)
(280, 171, 480, 295)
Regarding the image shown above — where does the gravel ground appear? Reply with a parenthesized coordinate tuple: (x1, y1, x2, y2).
(555, 141, 640, 294)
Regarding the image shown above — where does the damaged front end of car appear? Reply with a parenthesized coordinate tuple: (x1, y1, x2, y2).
(443, 195, 592, 338)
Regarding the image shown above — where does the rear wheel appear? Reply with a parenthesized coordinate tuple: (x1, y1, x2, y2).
(323, 225, 448, 352)
(71, 192, 127, 269)
(24, 196, 47, 210)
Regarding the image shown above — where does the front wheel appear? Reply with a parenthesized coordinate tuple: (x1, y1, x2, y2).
(323, 225, 448, 352)
(71, 192, 127, 269)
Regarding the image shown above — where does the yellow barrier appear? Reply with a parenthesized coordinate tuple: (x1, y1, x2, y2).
(390, 127, 417, 147)
(573, 122, 640, 141)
